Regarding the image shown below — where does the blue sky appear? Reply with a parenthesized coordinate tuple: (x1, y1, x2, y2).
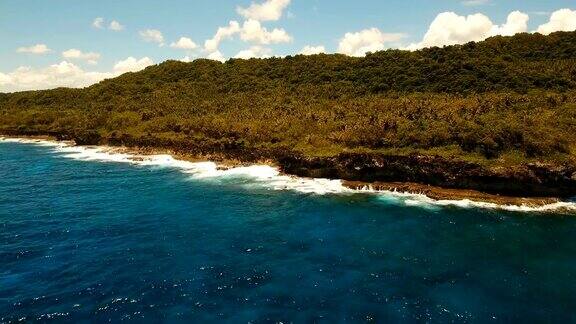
(1, 0, 575, 92)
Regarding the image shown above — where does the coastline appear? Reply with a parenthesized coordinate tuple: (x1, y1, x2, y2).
(2, 130, 575, 200)
(1, 135, 575, 214)
(342, 181, 560, 207)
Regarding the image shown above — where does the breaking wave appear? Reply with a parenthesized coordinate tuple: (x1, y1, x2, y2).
(2, 137, 575, 214)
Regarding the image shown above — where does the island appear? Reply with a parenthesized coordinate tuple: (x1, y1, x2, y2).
(1, 31, 576, 204)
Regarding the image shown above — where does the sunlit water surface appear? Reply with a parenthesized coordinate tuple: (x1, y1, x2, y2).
(1, 141, 576, 323)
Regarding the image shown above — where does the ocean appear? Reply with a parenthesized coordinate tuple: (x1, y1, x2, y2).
(1, 138, 576, 323)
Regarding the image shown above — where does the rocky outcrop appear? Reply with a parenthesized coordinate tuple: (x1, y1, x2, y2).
(43, 133, 576, 199)
(342, 181, 560, 206)
(278, 153, 576, 198)
(3, 131, 575, 199)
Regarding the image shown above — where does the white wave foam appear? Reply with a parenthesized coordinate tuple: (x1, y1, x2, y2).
(0, 137, 69, 147)
(2, 137, 575, 214)
(47, 144, 351, 195)
(141, 156, 349, 195)
(374, 191, 576, 213)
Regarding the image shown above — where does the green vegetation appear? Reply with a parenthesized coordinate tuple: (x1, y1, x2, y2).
(1, 31, 576, 168)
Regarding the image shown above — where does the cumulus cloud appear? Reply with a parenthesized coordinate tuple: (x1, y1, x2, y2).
(62, 49, 101, 65)
(491, 11, 529, 36)
(179, 56, 194, 63)
(109, 20, 125, 31)
(237, 0, 290, 21)
(206, 50, 225, 62)
(139, 29, 164, 46)
(407, 10, 529, 50)
(202, 1, 292, 58)
(461, 0, 490, 6)
(0, 57, 154, 93)
(410, 13, 492, 49)
(93, 17, 105, 29)
(234, 46, 272, 59)
(203, 19, 291, 54)
(0, 72, 11, 84)
(16, 44, 51, 54)
(93, 18, 124, 31)
(239, 19, 292, 44)
(113, 56, 154, 74)
(537, 9, 576, 35)
(170, 37, 198, 50)
(299, 45, 326, 55)
(204, 21, 241, 52)
(338, 28, 404, 56)
(0, 62, 111, 92)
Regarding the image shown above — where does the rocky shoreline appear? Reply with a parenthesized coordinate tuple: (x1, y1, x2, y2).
(2, 131, 576, 207)
(342, 181, 560, 207)
(279, 154, 576, 199)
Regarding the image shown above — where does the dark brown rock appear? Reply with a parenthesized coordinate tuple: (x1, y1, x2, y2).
(3, 131, 576, 199)
(278, 153, 576, 198)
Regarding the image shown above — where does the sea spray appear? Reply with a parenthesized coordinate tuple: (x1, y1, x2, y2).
(2, 137, 575, 214)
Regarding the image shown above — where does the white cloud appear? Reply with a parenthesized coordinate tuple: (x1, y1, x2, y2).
(0, 72, 13, 86)
(491, 11, 529, 36)
(0, 62, 111, 92)
(179, 56, 194, 63)
(299, 45, 326, 55)
(93, 17, 105, 29)
(93, 18, 124, 31)
(113, 56, 154, 74)
(202, 1, 292, 55)
(207, 50, 226, 62)
(62, 49, 101, 65)
(531, 11, 550, 16)
(203, 19, 291, 53)
(234, 46, 272, 59)
(139, 29, 164, 46)
(407, 11, 529, 50)
(0, 57, 154, 92)
(170, 37, 198, 50)
(338, 28, 404, 56)
(239, 19, 292, 45)
(461, 0, 490, 6)
(109, 20, 124, 31)
(411, 13, 493, 49)
(237, 0, 290, 21)
(537, 9, 576, 35)
(16, 44, 51, 54)
(204, 21, 241, 52)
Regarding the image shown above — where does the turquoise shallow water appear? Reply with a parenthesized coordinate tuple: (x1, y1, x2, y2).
(1, 141, 576, 323)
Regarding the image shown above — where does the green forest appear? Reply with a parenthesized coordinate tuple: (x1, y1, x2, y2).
(1, 31, 576, 169)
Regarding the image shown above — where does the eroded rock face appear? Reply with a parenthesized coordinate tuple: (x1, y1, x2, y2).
(5, 130, 574, 199)
(71, 131, 101, 145)
(90, 133, 576, 198)
(342, 181, 560, 207)
(279, 153, 576, 198)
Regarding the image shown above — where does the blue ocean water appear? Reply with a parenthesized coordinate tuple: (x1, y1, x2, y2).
(1, 141, 576, 323)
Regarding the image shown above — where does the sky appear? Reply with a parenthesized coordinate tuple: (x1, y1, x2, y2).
(1, 0, 575, 92)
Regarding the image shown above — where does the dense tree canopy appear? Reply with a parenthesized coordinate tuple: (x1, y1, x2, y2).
(1, 31, 575, 168)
